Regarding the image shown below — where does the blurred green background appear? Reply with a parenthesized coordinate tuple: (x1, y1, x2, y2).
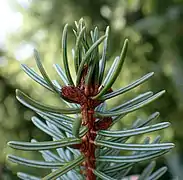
(0, 0, 183, 179)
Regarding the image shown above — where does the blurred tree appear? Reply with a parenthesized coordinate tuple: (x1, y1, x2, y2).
(1, 0, 183, 179)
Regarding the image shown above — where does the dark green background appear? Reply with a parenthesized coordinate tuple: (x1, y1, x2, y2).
(1, 0, 183, 179)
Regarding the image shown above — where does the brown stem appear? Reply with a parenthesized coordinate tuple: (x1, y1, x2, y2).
(61, 67, 113, 180)
(81, 105, 96, 180)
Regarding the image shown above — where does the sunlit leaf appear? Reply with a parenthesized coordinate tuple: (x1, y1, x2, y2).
(76, 35, 106, 85)
(100, 72, 154, 100)
(98, 122, 170, 137)
(95, 139, 174, 151)
(62, 24, 74, 85)
(21, 64, 55, 92)
(99, 26, 110, 85)
(138, 161, 156, 180)
(93, 39, 128, 99)
(95, 90, 165, 117)
(42, 155, 84, 180)
(17, 172, 41, 180)
(7, 155, 64, 168)
(148, 167, 167, 180)
(8, 138, 81, 151)
(98, 150, 169, 163)
(16, 89, 81, 114)
(34, 49, 59, 93)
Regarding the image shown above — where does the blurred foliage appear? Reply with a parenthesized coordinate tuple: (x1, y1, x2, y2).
(0, 0, 183, 179)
